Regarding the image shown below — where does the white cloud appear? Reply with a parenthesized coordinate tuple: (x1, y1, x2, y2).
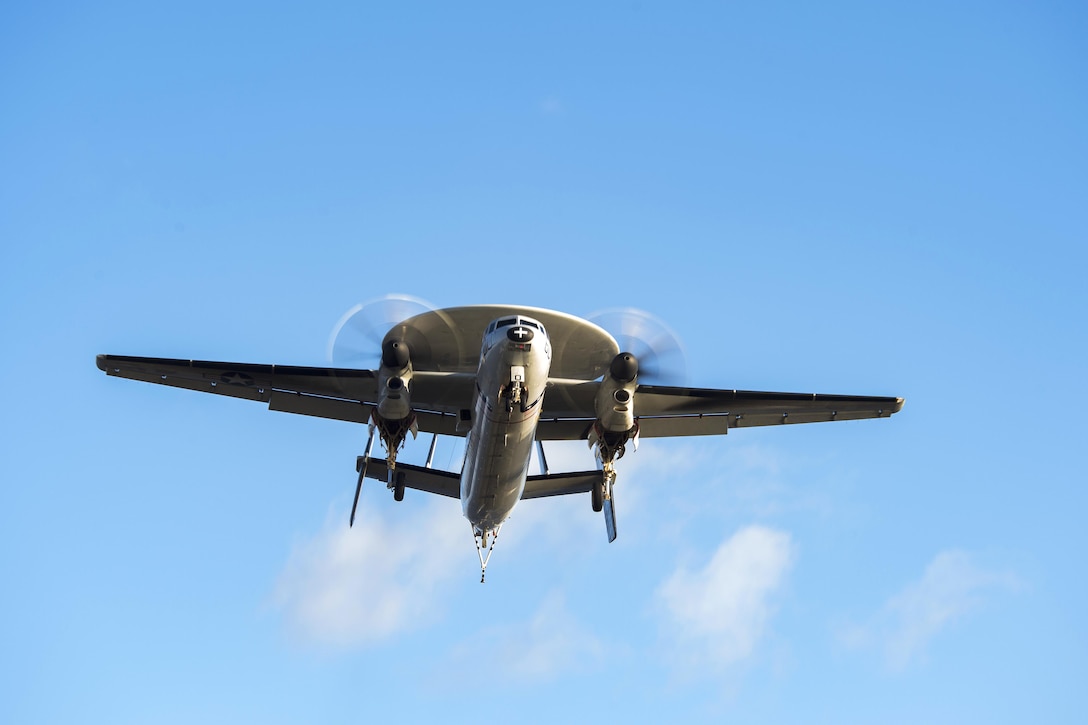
(441, 590, 605, 684)
(656, 525, 794, 668)
(840, 549, 1020, 670)
(613, 438, 833, 548)
(270, 499, 468, 649)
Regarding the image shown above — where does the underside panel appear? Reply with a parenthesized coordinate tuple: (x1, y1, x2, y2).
(632, 385, 904, 418)
(638, 414, 732, 436)
(361, 459, 461, 498)
(359, 458, 602, 501)
(535, 418, 595, 441)
(269, 391, 372, 424)
(390, 305, 619, 379)
(522, 470, 602, 499)
(97, 355, 379, 403)
(97, 355, 479, 427)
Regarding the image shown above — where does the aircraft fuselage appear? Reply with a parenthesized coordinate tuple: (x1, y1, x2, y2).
(460, 314, 551, 533)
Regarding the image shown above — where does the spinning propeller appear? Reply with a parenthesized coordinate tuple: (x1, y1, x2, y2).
(329, 294, 439, 526)
(587, 307, 687, 386)
(327, 294, 437, 369)
(584, 307, 686, 544)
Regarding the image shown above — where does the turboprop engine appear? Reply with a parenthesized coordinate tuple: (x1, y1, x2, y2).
(376, 338, 413, 420)
(590, 352, 641, 464)
(328, 296, 439, 523)
(354, 337, 418, 512)
(372, 337, 417, 450)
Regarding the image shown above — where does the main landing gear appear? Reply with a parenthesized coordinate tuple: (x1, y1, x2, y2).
(593, 466, 618, 543)
(589, 421, 637, 544)
(349, 412, 416, 527)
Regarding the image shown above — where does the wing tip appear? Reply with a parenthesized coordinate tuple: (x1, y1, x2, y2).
(96, 354, 109, 372)
(894, 397, 905, 413)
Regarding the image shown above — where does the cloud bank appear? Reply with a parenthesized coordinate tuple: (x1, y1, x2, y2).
(440, 590, 605, 686)
(840, 549, 1020, 669)
(656, 525, 794, 669)
(271, 500, 467, 649)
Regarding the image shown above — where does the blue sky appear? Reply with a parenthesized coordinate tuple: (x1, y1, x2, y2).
(2, 2, 1085, 722)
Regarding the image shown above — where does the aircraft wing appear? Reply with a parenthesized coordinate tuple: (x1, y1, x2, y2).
(96, 355, 477, 430)
(98, 355, 903, 440)
(538, 379, 904, 440)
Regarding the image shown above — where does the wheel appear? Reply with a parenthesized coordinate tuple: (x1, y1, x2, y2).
(393, 482, 405, 501)
(591, 480, 603, 512)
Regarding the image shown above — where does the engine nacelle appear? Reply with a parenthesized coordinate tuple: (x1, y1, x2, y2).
(588, 353, 641, 466)
(376, 339, 413, 420)
(381, 338, 410, 370)
(594, 352, 639, 434)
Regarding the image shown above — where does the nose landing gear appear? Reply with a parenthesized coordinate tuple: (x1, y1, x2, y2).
(473, 524, 502, 583)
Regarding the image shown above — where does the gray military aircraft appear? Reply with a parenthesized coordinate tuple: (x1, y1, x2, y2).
(97, 303, 903, 581)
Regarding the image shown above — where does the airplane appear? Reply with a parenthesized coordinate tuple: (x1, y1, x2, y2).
(97, 302, 904, 581)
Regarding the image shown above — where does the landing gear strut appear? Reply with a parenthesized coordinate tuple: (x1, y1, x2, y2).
(597, 466, 618, 543)
(473, 525, 502, 583)
(590, 421, 635, 543)
(349, 412, 417, 526)
(350, 429, 376, 527)
(499, 381, 531, 414)
(371, 411, 417, 488)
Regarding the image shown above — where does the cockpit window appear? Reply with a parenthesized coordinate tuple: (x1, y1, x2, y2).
(492, 316, 546, 335)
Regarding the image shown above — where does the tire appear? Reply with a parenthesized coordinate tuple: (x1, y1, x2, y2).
(591, 481, 603, 512)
